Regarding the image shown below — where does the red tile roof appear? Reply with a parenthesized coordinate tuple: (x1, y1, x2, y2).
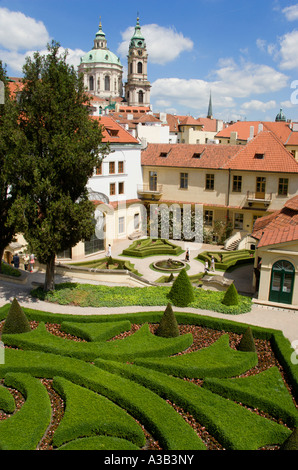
(141, 143, 239, 169)
(252, 196, 298, 247)
(223, 130, 298, 173)
(92, 116, 139, 144)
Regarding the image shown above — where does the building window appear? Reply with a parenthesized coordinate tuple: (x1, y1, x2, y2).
(234, 213, 244, 230)
(110, 183, 116, 196)
(278, 178, 289, 196)
(118, 161, 124, 173)
(95, 163, 102, 175)
(119, 216, 125, 234)
(134, 213, 140, 230)
(232, 175, 242, 192)
(149, 171, 157, 191)
(256, 177, 266, 197)
(137, 62, 143, 74)
(89, 76, 94, 91)
(105, 75, 110, 91)
(138, 90, 144, 104)
(109, 162, 115, 174)
(118, 182, 124, 195)
(206, 174, 215, 190)
(85, 233, 104, 256)
(204, 210, 213, 226)
(180, 173, 188, 189)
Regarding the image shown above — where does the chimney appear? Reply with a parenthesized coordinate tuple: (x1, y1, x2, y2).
(258, 123, 263, 134)
(230, 131, 238, 145)
(248, 126, 255, 142)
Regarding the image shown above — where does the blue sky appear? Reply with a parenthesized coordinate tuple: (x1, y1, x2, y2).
(1, 0, 298, 122)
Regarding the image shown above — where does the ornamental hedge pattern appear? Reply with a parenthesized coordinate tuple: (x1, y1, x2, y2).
(0, 303, 297, 451)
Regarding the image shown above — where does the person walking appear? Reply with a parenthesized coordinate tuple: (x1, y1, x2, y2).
(106, 244, 112, 257)
(12, 253, 20, 269)
(185, 248, 190, 262)
(29, 254, 35, 273)
(211, 255, 215, 272)
(204, 260, 209, 274)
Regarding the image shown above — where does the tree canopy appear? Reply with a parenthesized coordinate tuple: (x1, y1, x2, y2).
(10, 42, 108, 290)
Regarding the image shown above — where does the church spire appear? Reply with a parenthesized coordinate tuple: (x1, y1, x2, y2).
(94, 17, 107, 49)
(207, 92, 213, 119)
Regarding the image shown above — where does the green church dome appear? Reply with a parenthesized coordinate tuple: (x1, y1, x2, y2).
(80, 49, 122, 66)
(275, 108, 286, 122)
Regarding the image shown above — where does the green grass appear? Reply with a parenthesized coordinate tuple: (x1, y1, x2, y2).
(31, 282, 252, 315)
(196, 250, 255, 271)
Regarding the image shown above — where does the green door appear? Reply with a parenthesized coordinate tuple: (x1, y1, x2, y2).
(269, 260, 295, 305)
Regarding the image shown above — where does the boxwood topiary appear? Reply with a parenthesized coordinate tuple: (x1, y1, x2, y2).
(222, 283, 239, 306)
(237, 327, 256, 352)
(280, 428, 298, 450)
(168, 269, 195, 307)
(156, 303, 180, 338)
(2, 298, 31, 335)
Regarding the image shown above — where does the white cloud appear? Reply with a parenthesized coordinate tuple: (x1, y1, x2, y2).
(118, 23, 193, 65)
(151, 59, 288, 115)
(0, 7, 50, 51)
(279, 30, 298, 69)
(282, 4, 298, 21)
(241, 100, 276, 112)
(2, 46, 86, 74)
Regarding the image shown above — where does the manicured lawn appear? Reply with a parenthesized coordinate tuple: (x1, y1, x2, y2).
(31, 282, 252, 315)
(0, 304, 297, 451)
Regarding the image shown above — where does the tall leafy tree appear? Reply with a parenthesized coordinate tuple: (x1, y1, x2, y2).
(11, 42, 108, 291)
(0, 63, 23, 271)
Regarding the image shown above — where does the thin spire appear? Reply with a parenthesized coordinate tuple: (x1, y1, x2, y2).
(207, 91, 213, 119)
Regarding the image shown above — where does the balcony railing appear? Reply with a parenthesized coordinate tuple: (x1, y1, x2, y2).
(137, 184, 163, 200)
(246, 191, 272, 206)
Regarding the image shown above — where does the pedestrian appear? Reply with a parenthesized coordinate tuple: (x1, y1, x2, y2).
(12, 253, 20, 269)
(211, 255, 215, 272)
(23, 253, 29, 271)
(185, 248, 190, 262)
(29, 254, 35, 273)
(106, 244, 112, 257)
(204, 260, 209, 274)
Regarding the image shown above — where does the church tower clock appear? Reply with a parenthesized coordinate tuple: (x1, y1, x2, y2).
(125, 17, 151, 107)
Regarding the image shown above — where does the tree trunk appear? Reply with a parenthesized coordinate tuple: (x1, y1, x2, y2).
(0, 248, 3, 273)
(44, 256, 56, 292)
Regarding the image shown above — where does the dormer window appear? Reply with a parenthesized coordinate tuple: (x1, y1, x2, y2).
(193, 153, 202, 159)
(160, 152, 168, 158)
(254, 153, 265, 159)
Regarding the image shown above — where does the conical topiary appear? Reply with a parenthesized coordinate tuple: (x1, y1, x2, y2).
(222, 283, 239, 306)
(280, 428, 298, 450)
(237, 327, 256, 352)
(156, 303, 180, 338)
(168, 268, 194, 307)
(2, 298, 31, 335)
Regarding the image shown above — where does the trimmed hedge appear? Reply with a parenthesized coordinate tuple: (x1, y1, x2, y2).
(94, 359, 291, 451)
(57, 436, 141, 451)
(0, 373, 52, 450)
(202, 367, 298, 428)
(60, 320, 132, 342)
(196, 249, 255, 271)
(0, 348, 206, 451)
(2, 322, 193, 362)
(122, 238, 183, 258)
(134, 334, 258, 379)
(52, 376, 145, 448)
(0, 384, 16, 414)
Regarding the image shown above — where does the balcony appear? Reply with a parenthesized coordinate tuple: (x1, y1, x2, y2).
(246, 191, 272, 207)
(137, 184, 163, 201)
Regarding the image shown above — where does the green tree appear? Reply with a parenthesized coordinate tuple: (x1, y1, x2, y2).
(10, 42, 108, 291)
(0, 64, 24, 271)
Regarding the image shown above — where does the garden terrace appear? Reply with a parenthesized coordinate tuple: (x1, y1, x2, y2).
(196, 250, 255, 271)
(121, 238, 184, 258)
(0, 303, 297, 451)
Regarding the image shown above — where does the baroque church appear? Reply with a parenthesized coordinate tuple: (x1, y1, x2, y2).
(79, 17, 151, 110)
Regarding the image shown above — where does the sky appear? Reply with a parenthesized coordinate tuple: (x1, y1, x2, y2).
(1, 0, 298, 122)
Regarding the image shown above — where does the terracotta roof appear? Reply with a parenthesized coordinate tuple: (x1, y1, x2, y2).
(252, 196, 298, 247)
(141, 143, 239, 169)
(179, 116, 202, 127)
(223, 130, 298, 173)
(196, 117, 219, 132)
(92, 116, 139, 144)
(216, 121, 262, 140)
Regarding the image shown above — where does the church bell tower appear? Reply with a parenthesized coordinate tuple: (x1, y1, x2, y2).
(125, 17, 151, 107)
